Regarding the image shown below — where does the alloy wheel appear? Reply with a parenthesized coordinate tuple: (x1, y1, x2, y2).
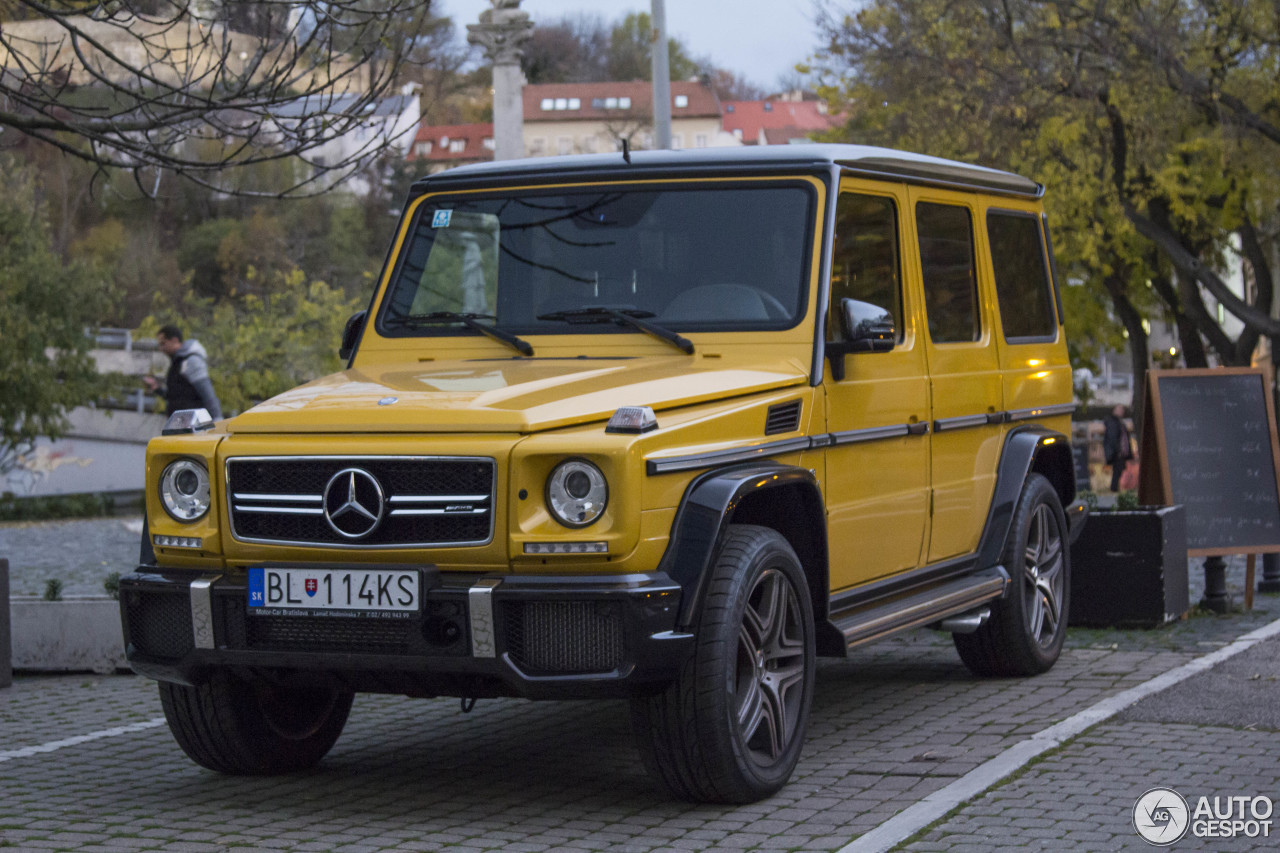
(1023, 502, 1065, 647)
(734, 568, 807, 764)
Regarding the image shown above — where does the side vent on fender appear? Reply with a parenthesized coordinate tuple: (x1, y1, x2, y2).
(765, 400, 802, 435)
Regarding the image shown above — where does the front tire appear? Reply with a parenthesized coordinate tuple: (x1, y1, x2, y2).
(631, 524, 815, 803)
(159, 672, 353, 774)
(954, 473, 1070, 676)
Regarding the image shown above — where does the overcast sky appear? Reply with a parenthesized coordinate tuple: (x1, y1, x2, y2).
(439, 0, 831, 91)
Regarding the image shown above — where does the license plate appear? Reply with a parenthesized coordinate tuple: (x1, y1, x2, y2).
(248, 567, 419, 615)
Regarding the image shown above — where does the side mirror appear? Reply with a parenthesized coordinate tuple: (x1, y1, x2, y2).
(825, 299, 895, 381)
(841, 299, 895, 350)
(339, 310, 367, 362)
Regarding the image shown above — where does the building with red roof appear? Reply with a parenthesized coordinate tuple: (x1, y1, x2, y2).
(408, 123, 494, 173)
(520, 80, 738, 156)
(407, 87, 846, 172)
(721, 96, 843, 145)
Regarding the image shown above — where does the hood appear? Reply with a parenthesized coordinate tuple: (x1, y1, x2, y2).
(226, 357, 808, 434)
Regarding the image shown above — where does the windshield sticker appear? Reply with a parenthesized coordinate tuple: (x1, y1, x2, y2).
(431, 209, 453, 228)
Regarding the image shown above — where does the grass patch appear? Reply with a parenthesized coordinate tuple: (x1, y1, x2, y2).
(42, 578, 63, 601)
(0, 492, 116, 522)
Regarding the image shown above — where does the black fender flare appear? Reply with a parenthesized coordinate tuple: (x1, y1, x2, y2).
(655, 462, 828, 630)
(977, 424, 1076, 571)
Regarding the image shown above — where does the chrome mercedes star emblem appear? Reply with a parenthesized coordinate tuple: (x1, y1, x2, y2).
(323, 468, 385, 539)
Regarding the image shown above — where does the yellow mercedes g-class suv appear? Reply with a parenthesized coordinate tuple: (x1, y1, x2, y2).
(122, 144, 1085, 803)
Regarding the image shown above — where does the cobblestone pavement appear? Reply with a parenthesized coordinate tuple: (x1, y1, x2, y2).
(0, 635, 1207, 853)
(2, 521, 1278, 851)
(0, 517, 142, 597)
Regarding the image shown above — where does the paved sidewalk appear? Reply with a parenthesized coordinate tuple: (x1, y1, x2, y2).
(1, 520, 1277, 850)
(0, 516, 141, 597)
(894, 634, 1280, 852)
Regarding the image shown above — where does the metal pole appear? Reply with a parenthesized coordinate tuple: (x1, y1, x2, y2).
(1, 558, 11, 688)
(1261, 553, 1280, 594)
(650, 0, 672, 150)
(1201, 555, 1232, 613)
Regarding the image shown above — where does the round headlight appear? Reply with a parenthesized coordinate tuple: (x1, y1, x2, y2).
(160, 459, 210, 522)
(546, 459, 607, 528)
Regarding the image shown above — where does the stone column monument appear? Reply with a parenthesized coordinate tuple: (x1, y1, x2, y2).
(467, 0, 534, 161)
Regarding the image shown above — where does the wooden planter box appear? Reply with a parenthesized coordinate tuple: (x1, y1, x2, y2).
(1069, 505, 1189, 628)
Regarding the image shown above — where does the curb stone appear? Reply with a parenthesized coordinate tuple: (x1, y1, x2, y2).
(9, 597, 126, 674)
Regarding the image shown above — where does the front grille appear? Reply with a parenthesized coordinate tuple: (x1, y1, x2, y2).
(244, 614, 413, 653)
(505, 601, 625, 675)
(125, 591, 193, 659)
(227, 456, 495, 547)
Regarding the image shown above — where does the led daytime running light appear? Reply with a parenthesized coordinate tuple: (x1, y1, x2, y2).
(524, 541, 608, 555)
(154, 535, 203, 549)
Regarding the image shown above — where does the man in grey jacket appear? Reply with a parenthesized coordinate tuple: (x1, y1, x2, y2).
(143, 324, 224, 421)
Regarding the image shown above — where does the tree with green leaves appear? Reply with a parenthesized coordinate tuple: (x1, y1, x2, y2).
(521, 11, 705, 85)
(0, 156, 116, 476)
(812, 0, 1280, 422)
(140, 269, 365, 416)
(607, 12, 700, 82)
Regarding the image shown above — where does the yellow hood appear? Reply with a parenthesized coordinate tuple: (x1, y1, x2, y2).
(226, 357, 809, 434)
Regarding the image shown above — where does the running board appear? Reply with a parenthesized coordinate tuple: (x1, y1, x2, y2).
(827, 567, 1009, 652)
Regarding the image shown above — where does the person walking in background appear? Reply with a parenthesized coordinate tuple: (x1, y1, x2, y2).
(1103, 403, 1134, 492)
(143, 324, 223, 421)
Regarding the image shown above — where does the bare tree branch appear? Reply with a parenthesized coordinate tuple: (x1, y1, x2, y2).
(1123, 200, 1280, 338)
(0, 0, 455, 196)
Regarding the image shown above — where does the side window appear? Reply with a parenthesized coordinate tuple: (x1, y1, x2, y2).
(916, 202, 979, 343)
(830, 192, 903, 341)
(987, 211, 1057, 340)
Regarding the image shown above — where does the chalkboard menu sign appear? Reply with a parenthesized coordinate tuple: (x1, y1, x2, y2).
(1139, 368, 1280, 556)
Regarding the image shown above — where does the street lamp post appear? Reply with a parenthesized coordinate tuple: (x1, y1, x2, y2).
(650, 0, 672, 150)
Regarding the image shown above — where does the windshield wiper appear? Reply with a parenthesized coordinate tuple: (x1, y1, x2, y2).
(399, 312, 533, 357)
(535, 307, 694, 355)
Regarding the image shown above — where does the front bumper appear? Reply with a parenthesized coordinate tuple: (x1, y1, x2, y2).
(119, 566, 692, 700)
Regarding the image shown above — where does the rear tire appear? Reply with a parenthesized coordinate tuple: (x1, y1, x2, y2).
(631, 524, 815, 803)
(954, 473, 1070, 677)
(159, 672, 353, 774)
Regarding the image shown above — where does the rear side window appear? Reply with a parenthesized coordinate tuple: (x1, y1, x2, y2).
(830, 192, 903, 341)
(916, 202, 979, 343)
(987, 211, 1056, 340)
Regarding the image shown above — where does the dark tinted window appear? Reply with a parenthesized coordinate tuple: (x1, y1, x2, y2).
(830, 193, 902, 342)
(916, 202, 979, 343)
(987, 211, 1056, 339)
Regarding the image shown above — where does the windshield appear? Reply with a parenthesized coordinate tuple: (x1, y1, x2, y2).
(377, 182, 816, 337)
